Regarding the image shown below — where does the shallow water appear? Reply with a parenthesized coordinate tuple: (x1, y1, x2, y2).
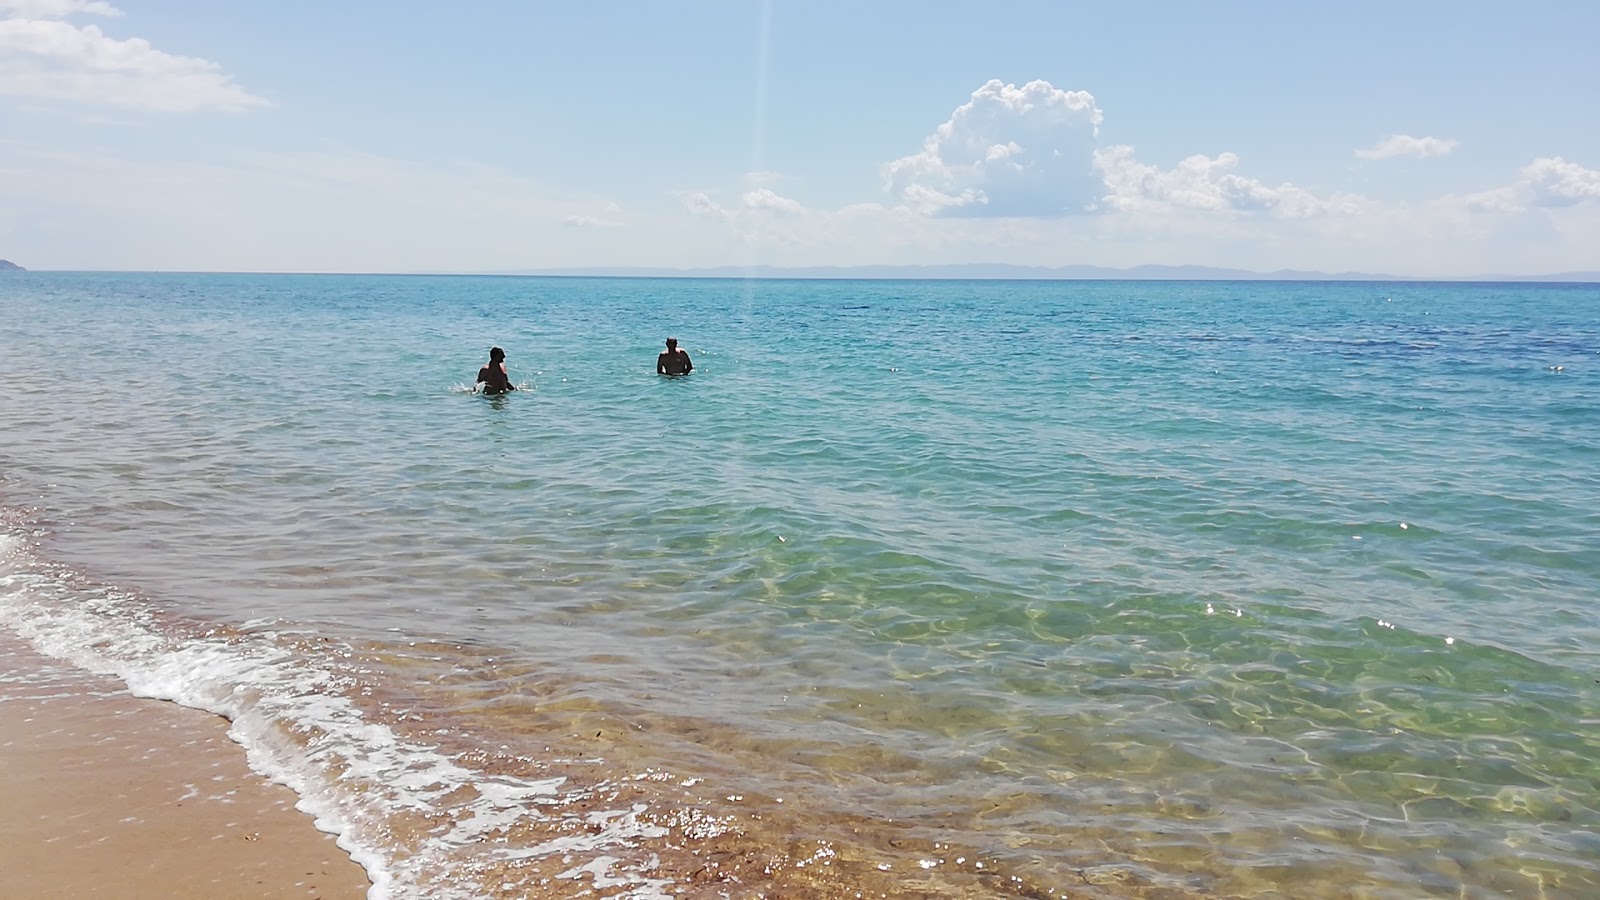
(2, 273, 1598, 897)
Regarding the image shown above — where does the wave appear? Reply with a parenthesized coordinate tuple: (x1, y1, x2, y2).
(0, 526, 694, 899)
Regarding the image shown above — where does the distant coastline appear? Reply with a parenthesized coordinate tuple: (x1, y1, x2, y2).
(490, 263, 1600, 283)
(9, 262, 1599, 282)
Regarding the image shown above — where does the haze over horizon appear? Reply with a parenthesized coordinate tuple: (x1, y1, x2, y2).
(2, 1, 1598, 277)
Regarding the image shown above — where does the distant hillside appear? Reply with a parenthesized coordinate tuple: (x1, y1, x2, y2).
(504, 262, 1415, 280)
(0, 259, 24, 271)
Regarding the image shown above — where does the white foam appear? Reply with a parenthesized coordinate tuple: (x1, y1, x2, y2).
(557, 855, 674, 898)
(0, 530, 685, 899)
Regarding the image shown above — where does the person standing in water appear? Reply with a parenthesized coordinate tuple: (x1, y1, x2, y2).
(657, 337, 693, 376)
(477, 346, 515, 394)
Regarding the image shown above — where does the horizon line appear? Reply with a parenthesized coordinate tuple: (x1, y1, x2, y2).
(6, 265, 1599, 283)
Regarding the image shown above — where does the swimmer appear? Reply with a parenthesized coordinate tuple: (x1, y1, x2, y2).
(476, 346, 515, 394)
(656, 337, 693, 376)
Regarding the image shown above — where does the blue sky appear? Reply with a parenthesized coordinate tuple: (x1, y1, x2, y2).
(2, 0, 1598, 275)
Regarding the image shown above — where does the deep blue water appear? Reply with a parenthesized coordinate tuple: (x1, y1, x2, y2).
(2, 273, 1597, 898)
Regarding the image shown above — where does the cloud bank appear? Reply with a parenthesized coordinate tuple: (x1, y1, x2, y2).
(664, 77, 1596, 277)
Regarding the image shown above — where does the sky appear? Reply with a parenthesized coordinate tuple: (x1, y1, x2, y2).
(2, 0, 1598, 276)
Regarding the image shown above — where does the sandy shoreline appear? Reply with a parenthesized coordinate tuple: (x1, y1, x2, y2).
(0, 630, 372, 900)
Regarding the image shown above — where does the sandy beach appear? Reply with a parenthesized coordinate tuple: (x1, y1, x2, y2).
(0, 631, 371, 900)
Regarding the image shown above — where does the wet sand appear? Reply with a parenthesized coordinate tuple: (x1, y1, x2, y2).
(0, 631, 371, 900)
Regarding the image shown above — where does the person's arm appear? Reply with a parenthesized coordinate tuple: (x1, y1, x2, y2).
(657, 354, 668, 375)
(682, 351, 693, 373)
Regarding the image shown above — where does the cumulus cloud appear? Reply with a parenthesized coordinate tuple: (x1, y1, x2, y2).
(0, 14, 266, 111)
(882, 78, 1104, 217)
(1463, 156, 1600, 213)
(1355, 134, 1459, 160)
(1095, 146, 1331, 218)
(881, 78, 1339, 221)
(564, 215, 620, 228)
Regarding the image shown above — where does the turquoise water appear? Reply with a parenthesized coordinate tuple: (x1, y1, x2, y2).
(1, 273, 1597, 898)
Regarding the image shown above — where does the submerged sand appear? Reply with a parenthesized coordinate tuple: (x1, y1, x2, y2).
(0, 631, 371, 900)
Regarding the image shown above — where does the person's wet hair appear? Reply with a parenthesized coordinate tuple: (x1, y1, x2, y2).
(489, 346, 505, 361)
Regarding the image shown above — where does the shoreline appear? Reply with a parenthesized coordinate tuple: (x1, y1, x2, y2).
(0, 629, 372, 900)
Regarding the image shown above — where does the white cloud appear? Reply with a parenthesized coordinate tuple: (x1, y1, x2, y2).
(742, 187, 803, 215)
(0, 17, 266, 112)
(1355, 134, 1459, 160)
(0, 0, 120, 18)
(1521, 156, 1600, 207)
(881, 78, 1340, 223)
(1095, 146, 1334, 218)
(1462, 156, 1600, 213)
(563, 202, 623, 228)
(677, 187, 807, 224)
(1461, 186, 1520, 214)
(679, 191, 728, 219)
(882, 78, 1104, 217)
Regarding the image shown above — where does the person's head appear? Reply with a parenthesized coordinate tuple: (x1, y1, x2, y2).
(489, 346, 505, 362)
(665, 337, 678, 350)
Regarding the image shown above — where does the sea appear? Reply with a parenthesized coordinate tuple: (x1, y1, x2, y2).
(1, 272, 1597, 899)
